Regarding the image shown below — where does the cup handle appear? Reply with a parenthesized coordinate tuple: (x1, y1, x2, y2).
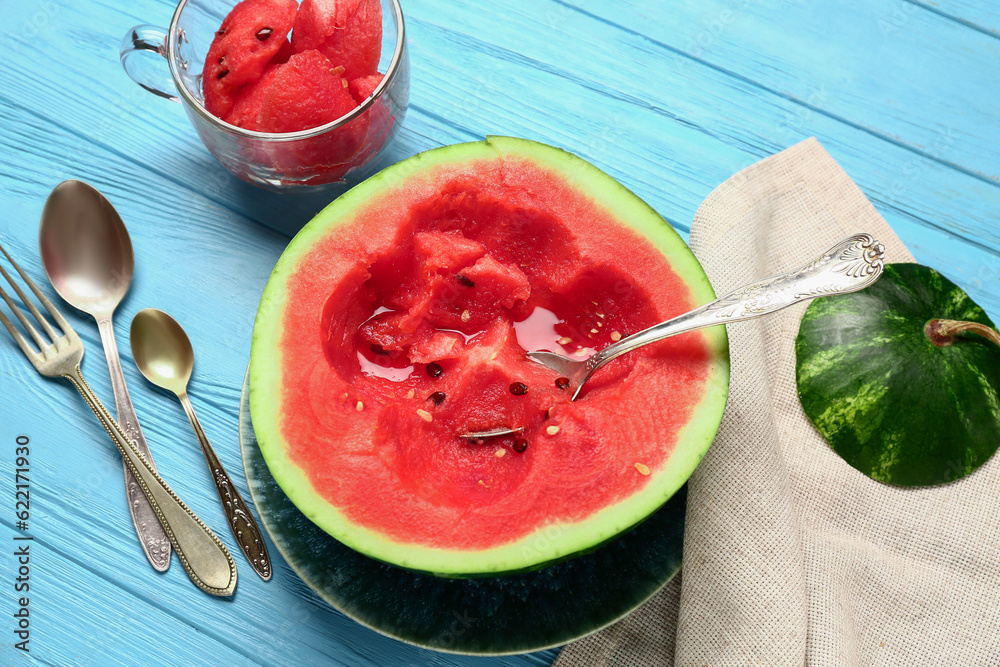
(120, 25, 180, 103)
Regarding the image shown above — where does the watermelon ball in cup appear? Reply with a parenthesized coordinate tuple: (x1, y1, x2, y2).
(120, 0, 409, 192)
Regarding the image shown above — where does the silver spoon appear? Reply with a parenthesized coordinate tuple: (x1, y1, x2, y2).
(39, 180, 171, 571)
(462, 233, 885, 439)
(530, 233, 885, 400)
(130, 308, 272, 580)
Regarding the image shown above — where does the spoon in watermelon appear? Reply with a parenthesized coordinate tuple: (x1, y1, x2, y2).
(525, 233, 885, 402)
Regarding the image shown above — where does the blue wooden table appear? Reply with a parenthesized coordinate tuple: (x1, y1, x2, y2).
(1, 0, 997, 664)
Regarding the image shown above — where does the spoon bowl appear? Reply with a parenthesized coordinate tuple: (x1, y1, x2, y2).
(40, 180, 134, 316)
(130, 308, 194, 393)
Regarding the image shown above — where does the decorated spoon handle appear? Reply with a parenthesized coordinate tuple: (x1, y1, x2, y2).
(96, 316, 172, 572)
(179, 392, 272, 581)
(65, 365, 237, 596)
(593, 233, 886, 369)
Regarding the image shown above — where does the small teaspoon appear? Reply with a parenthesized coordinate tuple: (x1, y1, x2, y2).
(130, 308, 272, 581)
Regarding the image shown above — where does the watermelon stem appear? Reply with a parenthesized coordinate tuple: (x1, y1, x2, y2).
(924, 318, 1000, 348)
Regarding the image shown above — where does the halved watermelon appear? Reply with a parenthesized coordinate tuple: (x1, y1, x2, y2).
(249, 137, 729, 576)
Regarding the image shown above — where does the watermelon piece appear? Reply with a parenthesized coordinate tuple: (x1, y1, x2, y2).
(202, 0, 297, 118)
(249, 137, 730, 576)
(255, 50, 358, 133)
(291, 0, 383, 81)
(223, 63, 279, 130)
(349, 73, 384, 103)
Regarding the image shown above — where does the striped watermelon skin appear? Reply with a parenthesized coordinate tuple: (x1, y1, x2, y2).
(796, 263, 1000, 486)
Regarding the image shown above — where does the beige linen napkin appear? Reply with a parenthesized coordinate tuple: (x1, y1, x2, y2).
(556, 137, 1000, 666)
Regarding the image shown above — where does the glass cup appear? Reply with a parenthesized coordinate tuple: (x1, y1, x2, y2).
(121, 0, 409, 192)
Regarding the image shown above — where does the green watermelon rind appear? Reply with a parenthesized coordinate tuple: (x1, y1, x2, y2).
(249, 136, 730, 576)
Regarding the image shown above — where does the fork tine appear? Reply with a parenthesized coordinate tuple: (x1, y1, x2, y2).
(0, 287, 43, 361)
(0, 261, 52, 351)
(0, 243, 67, 342)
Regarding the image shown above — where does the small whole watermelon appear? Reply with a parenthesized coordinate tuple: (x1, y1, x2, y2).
(796, 262, 1000, 486)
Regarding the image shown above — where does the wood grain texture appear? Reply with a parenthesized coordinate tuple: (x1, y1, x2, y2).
(0, 0, 997, 664)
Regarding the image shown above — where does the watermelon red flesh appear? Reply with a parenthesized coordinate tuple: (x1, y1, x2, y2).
(276, 155, 713, 552)
(291, 0, 383, 81)
(257, 50, 358, 133)
(349, 73, 384, 103)
(202, 0, 297, 118)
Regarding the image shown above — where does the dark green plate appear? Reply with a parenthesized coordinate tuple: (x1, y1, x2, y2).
(239, 371, 685, 655)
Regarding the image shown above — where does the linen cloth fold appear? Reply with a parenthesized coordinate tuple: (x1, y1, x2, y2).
(555, 137, 1000, 666)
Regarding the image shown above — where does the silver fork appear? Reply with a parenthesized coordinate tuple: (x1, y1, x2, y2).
(0, 243, 237, 597)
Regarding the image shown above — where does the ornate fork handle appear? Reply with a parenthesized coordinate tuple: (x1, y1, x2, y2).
(588, 233, 885, 373)
(66, 365, 237, 596)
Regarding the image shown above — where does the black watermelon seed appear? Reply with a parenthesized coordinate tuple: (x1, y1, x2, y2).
(509, 382, 528, 395)
(216, 28, 226, 36)
(513, 437, 528, 453)
(256, 27, 273, 40)
(426, 362, 443, 378)
(555, 377, 571, 389)
(428, 391, 446, 405)
(216, 69, 229, 79)
(218, 56, 226, 65)
(456, 274, 475, 287)
(469, 437, 484, 446)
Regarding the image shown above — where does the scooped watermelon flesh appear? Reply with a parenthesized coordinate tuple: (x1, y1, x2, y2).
(292, 0, 382, 81)
(202, 0, 297, 118)
(250, 138, 729, 576)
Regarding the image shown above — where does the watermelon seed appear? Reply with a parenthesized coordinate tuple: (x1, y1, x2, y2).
(216, 69, 229, 79)
(426, 362, 443, 378)
(332, 65, 345, 76)
(495, 448, 506, 458)
(342, 79, 349, 89)
(596, 312, 605, 319)
(356, 401, 364, 411)
(513, 437, 528, 453)
(416, 409, 433, 422)
(558, 336, 572, 345)
(218, 56, 225, 65)
(470, 438, 484, 446)
(456, 274, 475, 288)
(216, 28, 226, 36)
(590, 328, 598, 334)
(546, 425, 560, 436)
(509, 382, 528, 395)
(255, 27, 273, 40)
(405, 389, 415, 399)
(610, 331, 622, 341)
(461, 309, 471, 323)
(547, 406, 556, 418)
(634, 463, 650, 476)
(556, 377, 570, 389)
(428, 391, 446, 405)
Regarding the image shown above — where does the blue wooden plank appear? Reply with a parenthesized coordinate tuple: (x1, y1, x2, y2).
(908, 0, 1000, 37)
(553, 0, 1000, 184)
